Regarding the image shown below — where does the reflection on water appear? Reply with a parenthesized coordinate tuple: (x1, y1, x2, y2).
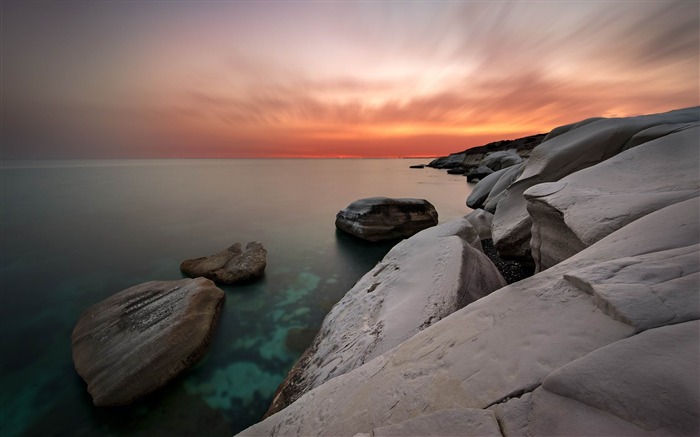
(0, 159, 472, 436)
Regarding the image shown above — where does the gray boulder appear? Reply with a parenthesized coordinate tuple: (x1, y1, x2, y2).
(464, 209, 493, 240)
(466, 167, 511, 209)
(180, 241, 267, 284)
(264, 218, 504, 416)
(480, 149, 523, 171)
(239, 197, 699, 436)
(492, 106, 699, 260)
(465, 165, 493, 181)
(335, 197, 438, 242)
(482, 162, 525, 214)
(71, 278, 225, 406)
(526, 123, 699, 271)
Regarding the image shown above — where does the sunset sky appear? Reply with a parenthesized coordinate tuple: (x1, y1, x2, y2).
(2, 1, 698, 159)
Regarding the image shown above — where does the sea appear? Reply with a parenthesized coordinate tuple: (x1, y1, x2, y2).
(0, 159, 474, 436)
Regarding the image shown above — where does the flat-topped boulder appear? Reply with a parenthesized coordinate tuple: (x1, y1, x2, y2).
(181, 241, 267, 284)
(71, 278, 225, 406)
(335, 197, 438, 241)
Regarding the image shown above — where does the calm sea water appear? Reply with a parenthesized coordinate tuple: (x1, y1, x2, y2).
(0, 159, 473, 436)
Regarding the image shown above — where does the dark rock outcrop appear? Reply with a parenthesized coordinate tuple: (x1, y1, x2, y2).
(335, 197, 438, 241)
(181, 241, 267, 284)
(71, 278, 225, 406)
(428, 133, 546, 169)
(466, 165, 494, 181)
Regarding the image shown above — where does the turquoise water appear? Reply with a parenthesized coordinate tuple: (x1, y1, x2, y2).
(0, 159, 472, 436)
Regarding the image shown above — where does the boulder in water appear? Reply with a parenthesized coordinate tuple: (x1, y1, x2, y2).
(71, 278, 225, 406)
(181, 241, 267, 284)
(335, 197, 438, 242)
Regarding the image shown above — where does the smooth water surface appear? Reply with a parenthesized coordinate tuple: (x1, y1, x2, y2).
(0, 159, 472, 436)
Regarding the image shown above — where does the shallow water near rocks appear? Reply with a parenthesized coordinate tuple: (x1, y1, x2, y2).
(1, 159, 472, 436)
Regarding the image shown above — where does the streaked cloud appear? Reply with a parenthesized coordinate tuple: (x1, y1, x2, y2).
(1, 0, 697, 158)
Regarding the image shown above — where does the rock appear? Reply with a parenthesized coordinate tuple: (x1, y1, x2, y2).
(335, 197, 439, 242)
(465, 167, 511, 209)
(480, 148, 523, 171)
(536, 320, 699, 435)
(239, 197, 699, 436)
(465, 165, 493, 181)
(446, 165, 467, 175)
(491, 106, 699, 260)
(428, 152, 467, 169)
(464, 209, 493, 240)
(429, 133, 546, 169)
(180, 241, 267, 284)
(264, 218, 505, 417)
(482, 162, 524, 214)
(71, 278, 225, 406)
(373, 408, 501, 436)
(409, 164, 425, 169)
(526, 123, 699, 271)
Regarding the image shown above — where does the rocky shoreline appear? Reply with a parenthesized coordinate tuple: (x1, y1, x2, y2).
(239, 107, 699, 436)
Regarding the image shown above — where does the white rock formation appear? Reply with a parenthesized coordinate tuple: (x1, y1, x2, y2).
(526, 123, 699, 271)
(491, 106, 699, 259)
(480, 148, 523, 171)
(464, 209, 493, 240)
(482, 162, 524, 214)
(466, 166, 511, 209)
(264, 218, 505, 416)
(239, 197, 699, 436)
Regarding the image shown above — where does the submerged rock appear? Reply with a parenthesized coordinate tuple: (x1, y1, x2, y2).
(265, 217, 505, 417)
(335, 197, 438, 242)
(71, 278, 225, 406)
(181, 241, 267, 284)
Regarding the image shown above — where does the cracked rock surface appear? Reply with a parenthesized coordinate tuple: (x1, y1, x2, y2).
(71, 278, 225, 406)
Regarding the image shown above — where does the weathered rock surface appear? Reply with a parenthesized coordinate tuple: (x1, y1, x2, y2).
(464, 209, 493, 240)
(239, 197, 699, 436)
(480, 148, 523, 171)
(71, 278, 225, 406)
(264, 218, 505, 416)
(491, 106, 699, 260)
(465, 166, 511, 208)
(465, 165, 493, 181)
(335, 197, 438, 242)
(539, 320, 699, 436)
(180, 241, 267, 284)
(526, 123, 699, 271)
(482, 162, 525, 214)
(373, 408, 501, 436)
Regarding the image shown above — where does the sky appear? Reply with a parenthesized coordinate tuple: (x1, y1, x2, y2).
(2, 1, 698, 159)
